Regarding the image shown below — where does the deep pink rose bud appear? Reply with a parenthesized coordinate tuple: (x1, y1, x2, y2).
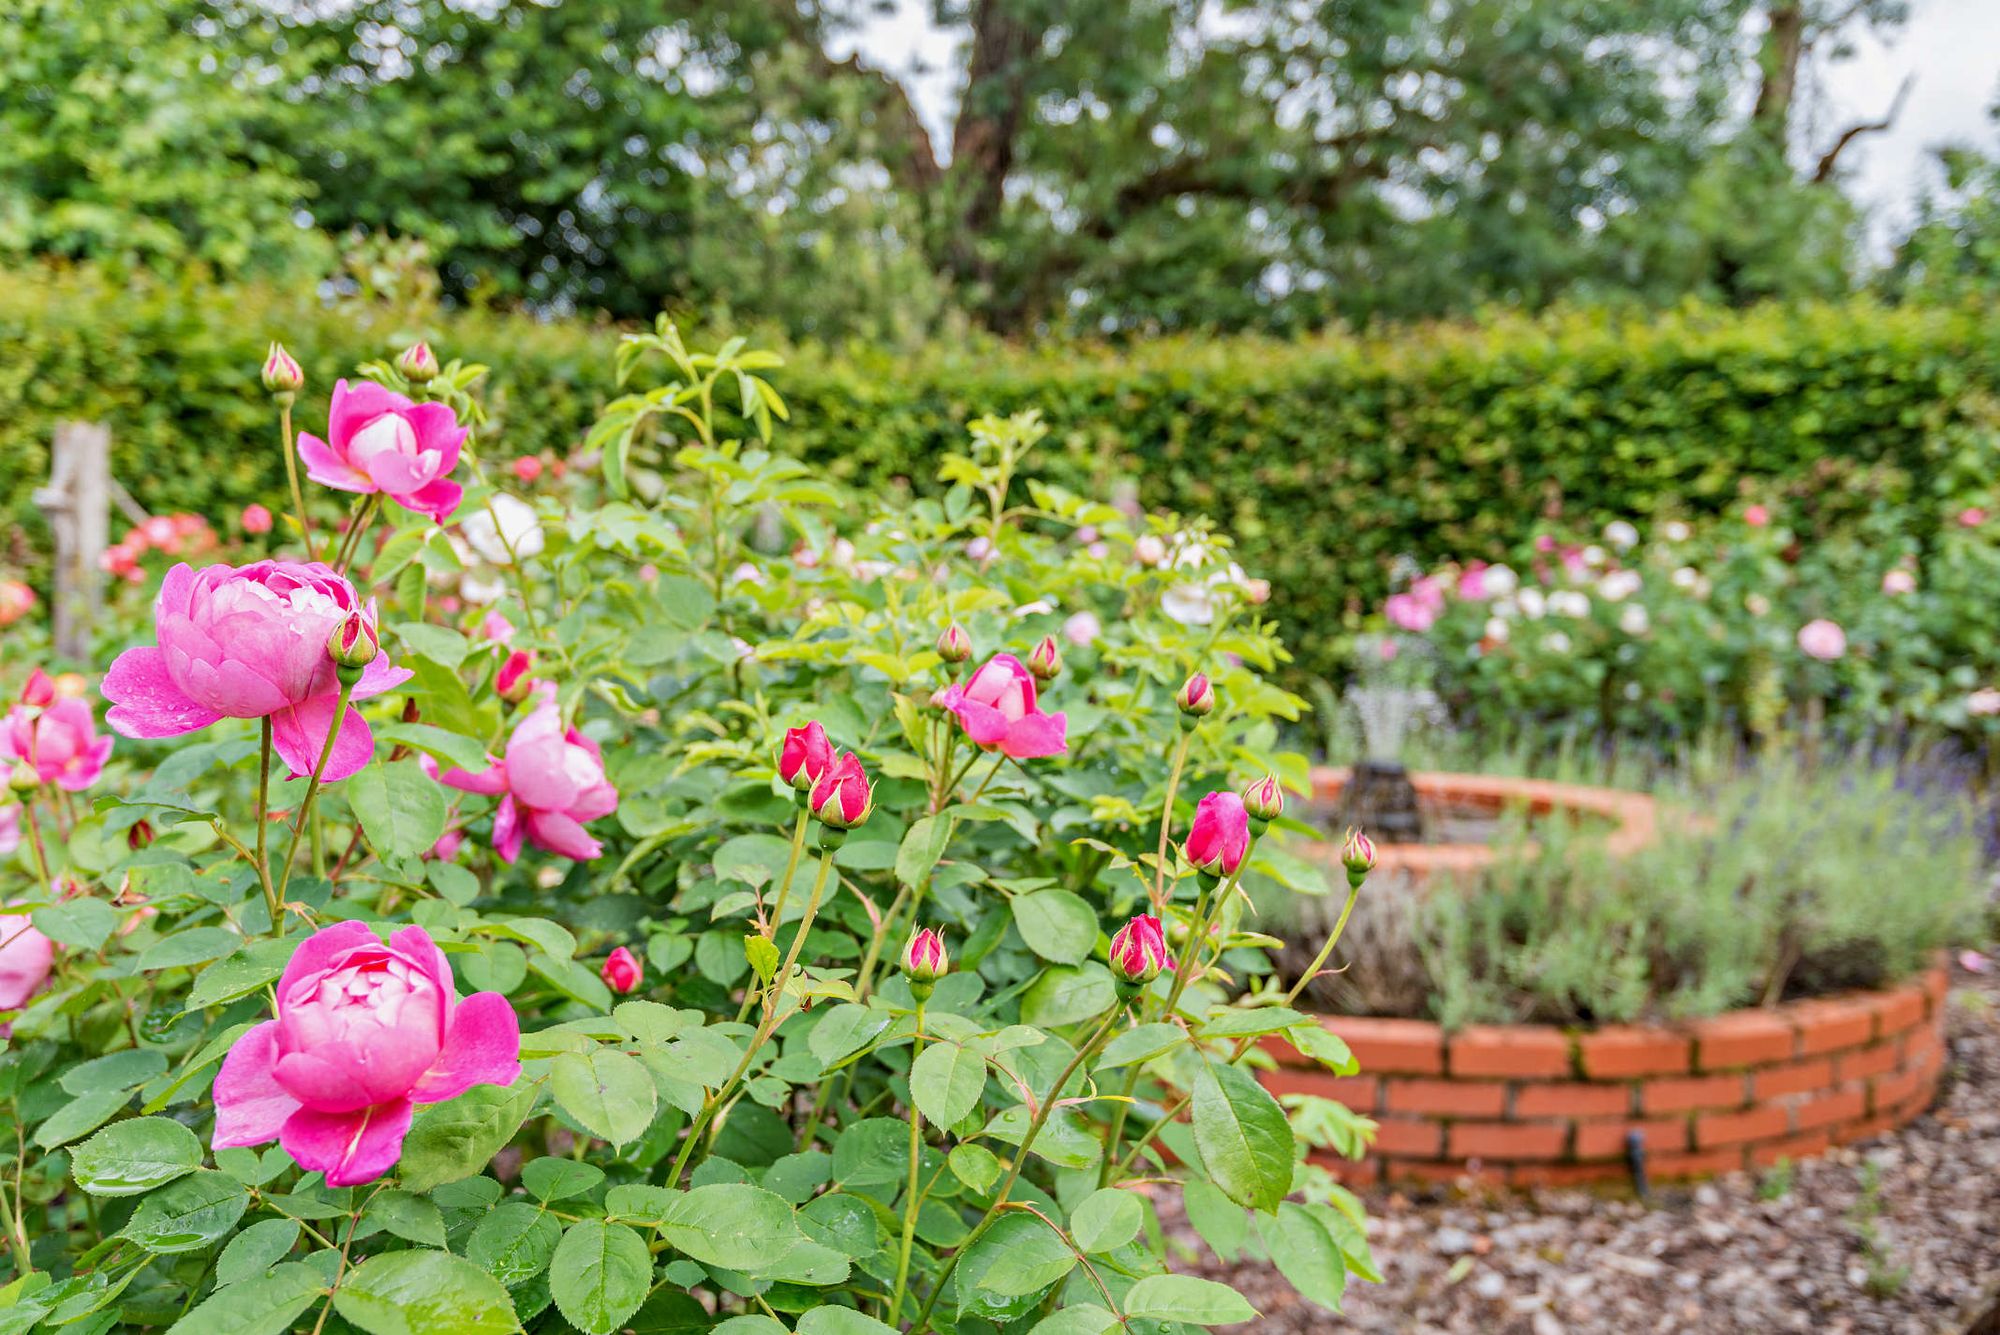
(1341, 828, 1377, 888)
(936, 623, 972, 664)
(810, 751, 873, 831)
(1108, 914, 1172, 986)
(241, 504, 273, 535)
(1176, 672, 1214, 721)
(262, 342, 304, 394)
(1242, 774, 1284, 823)
(127, 818, 156, 851)
(512, 456, 544, 483)
(779, 720, 834, 792)
(20, 670, 54, 709)
(397, 341, 439, 385)
(902, 928, 948, 985)
(327, 611, 380, 682)
(601, 946, 643, 995)
(496, 650, 534, 703)
(1184, 791, 1251, 878)
(1027, 635, 1062, 682)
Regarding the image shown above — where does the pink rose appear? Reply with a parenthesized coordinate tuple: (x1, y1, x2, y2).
(426, 828, 465, 862)
(479, 612, 515, 644)
(430, 692, 619, 863)
(102, 562, 411, 782)
(1959, 507, 1987, 528)
(0, 696, 113, 792)
(240, 504, 273, 535)
(932, 654, 1068, 759)
(1744, 504, 1770, 528)
(1184, 791, 1251, 877)
(1108, 914, 1172, 985)
(212, 922, 521, 1187)
(298, 379, 467, 523)
(20, 670, 53, 709)
(1383, 593, 1437, 633)
(1062, 611, 1102, 648)
(601, 946, 643, 995)
(495, 650, 534, 703)
(901, 927, 948, 983)
(809, 751, 874, 830)
(779, 721, 834, 792)
(1796, 618, 1846, 661)
(1881, 569, 1915, 596)
(0, 581, 36, 627)
(512, 456, 544, 484)
(0, 912, 53, 1009)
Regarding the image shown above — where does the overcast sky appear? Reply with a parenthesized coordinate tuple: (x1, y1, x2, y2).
(838, 0, 2000, 260)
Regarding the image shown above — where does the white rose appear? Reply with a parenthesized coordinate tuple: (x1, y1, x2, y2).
(1618, 604, 1650, 636)
(1541, 631, 1572, 654)
(1663, 521, 1691, 543)
(1603, 521, 1639, 551)
(1483, 564, 1519, 597)
(1483, 617, 1510, 644)
(1597, 570, 1642, 602)
(1518, 588, 1547, 620)
(462, 494, 545, 564)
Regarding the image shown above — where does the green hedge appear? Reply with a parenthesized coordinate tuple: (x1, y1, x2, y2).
(5, 264, 1997, 683)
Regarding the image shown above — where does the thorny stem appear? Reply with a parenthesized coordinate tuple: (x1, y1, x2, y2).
(1149, 731, 1194, 912)
(276, 398, 312, 559)
(888, 1001, 928, 1325)
(18, 801, 54, 898)
(738, 804, 811, 1024)
(253, 718, 281, 926)
(274, 680, 357, 916)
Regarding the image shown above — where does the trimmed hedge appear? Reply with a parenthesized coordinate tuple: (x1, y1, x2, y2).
(5, 264, 1997, 682)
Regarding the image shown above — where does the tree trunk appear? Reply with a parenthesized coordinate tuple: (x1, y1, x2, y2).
(1752, 4, 1805, 148)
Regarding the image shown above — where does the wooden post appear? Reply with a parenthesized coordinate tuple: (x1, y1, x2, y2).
(32, 422, 111, 662)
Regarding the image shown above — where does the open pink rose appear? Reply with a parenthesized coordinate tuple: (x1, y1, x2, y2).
(1, 696, 112, 792)
(101, 562, 411, 782)
(430, 692, 618, 862)
(1184, 790, 1251, 877)
(932, 654, 1067, 759)
(212, 922, 520, 1187)
(1796, 618, 1846, 662)
(0, 912, 53, 1009)
(298, 380, 467, 523)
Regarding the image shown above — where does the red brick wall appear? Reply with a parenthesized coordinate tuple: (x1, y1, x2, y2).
(1263, 965, 1949, 1188)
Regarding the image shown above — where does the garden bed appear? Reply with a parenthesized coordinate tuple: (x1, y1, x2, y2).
(1263, 962, 1949, 1188)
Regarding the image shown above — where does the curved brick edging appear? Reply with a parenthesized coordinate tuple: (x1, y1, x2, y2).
(1263, 964, 1949, 1188)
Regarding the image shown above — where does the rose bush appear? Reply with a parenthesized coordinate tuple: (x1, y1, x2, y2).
(0, 328, 1376, 1333)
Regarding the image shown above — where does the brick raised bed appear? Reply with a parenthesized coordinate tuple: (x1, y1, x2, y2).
(1263, 963, 1949, 1188)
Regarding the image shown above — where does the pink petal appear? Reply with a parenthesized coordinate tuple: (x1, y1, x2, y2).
(403, 401, 467, 467)
(435, 759, 509, 797)
(101, 647, 222, 739)
(279, 1098, 415, 1188)
(1001, 711, 1068, 759)
(950, 697, 1013, 747)
(410, 993, 521, 1104)
(349, 658, 414, 704)
(297, 432, 374, 494)
(271, 698, 376, 782)
(326, 379, 410, 449)
(212, 1022, 301, 1150)
(525, 809, 602, 861)
(492, 795, 523, 864)
(399, 477, 463, 524)
(389, 924, 457, 1015)
(277, 921, 377, 1001)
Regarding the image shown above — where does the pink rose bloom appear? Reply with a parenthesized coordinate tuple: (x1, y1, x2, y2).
(1881, 569, 1915, 596)
(1744, 504, 1770, 527)
(1796, 618, 1846, 661)
(240, 504, 273, 536)
(1063, 611, 1102, 647)
(1184, 791, 1251, 877)
(1532, 534, 1557, 555)
(101, 561, 412, 782)
(0, 581, 37, 627)
(1958, 507, 1987, 528)
(298, 380, 467, 523)
(601, 946, 642, 995)
(1383, 593, 1438, 633)
(1456, 562, 1490, 600)
(512, 456, 544, 484)
(431, 693, 618, 862)
(0, 697, 113, 791)
(0, 912, 52, 1009)
(479, 612, 515, 644)
(932, 654, 1067, 759)
(212, 922, 521, 1187)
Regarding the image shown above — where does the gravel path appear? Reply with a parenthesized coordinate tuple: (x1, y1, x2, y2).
(1178, 954, 2000, 1334)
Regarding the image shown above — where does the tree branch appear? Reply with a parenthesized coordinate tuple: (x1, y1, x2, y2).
(1812, 73, 1913, 183)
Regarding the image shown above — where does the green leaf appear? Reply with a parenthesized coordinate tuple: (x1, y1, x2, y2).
(1256, 1202, 1347, 1313)
(894, 814, 956, 888)
(1285, 1024, 1359, 1075)
(71, 1116, 204, 1196)
(346, 760, 449, 861)
(1010, 889, 1098, 965)
(1019, 963, 1116, 1028)
(1181, 1179, 1248, 1263)
(909, 1041, 986, 1128)
(1068, 1188, 1143, 1254)
(1199, 1007, 1310, 1039)
(797, 1310, 899, 1335)
(522, 1157, 605, 1202)
(216, 1218, 301, 1285)
(1095, 1022, 1187, 1070)
(120, 1170, 249, 1253)
(137, 927, 243, 971)
(375, 722, 492, 774)
(396, 1081, 537, 1192)
(1122, 1274, 1258, 1325)
(1191, 1059, 1295, 1213)
(745, 934, 779, 986)
(34, 1088, 132, 1149)
(165, 1262, 325, 1335)
(183, 950, 288, 1011)
(393, 622, 474, 668)
(551, 1049, 657, 1147)
(961, 1212, 1073, 1304)
(333, 1249, 518, 1335)
(947, 1144, 1001, 1193)
(1025, 1307, 1121, 1335)
(30, 898, 119, 951)
(363, 1189, 447, 1247)
(808, 1004, 891, 1067)
(659, 1183, 799, 1270)
(468, 1203, 562, 1287)
(550, 1220, 652, 1335)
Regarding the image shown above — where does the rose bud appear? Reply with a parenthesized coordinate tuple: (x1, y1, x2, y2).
(1176, 672, 1214, 722)
(936, 623, 972, 664)
(779, 720, 834, 792)
(512, 456, 544, 483)
(901, 928, 949, 995)
(20, 669, 55, 709)
(1341, 828, 1377, 888)
(1242, 774, 1284, 826)
(240, 503, 274, 535)
(601, 946, 643, 995)
(809, 751, 873, 833)
(1183, 791, 1250, 879)
(327, 611, 380, 684)
(1027, 635, 1062, 682)
(9, 760, 41, 793)
(1108, 914, 1172, 987)
(397, 341, 439, 385)
(126, 819, 156, 851)
(261, 342, 304, 395)
(496, 650, 535, 703)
